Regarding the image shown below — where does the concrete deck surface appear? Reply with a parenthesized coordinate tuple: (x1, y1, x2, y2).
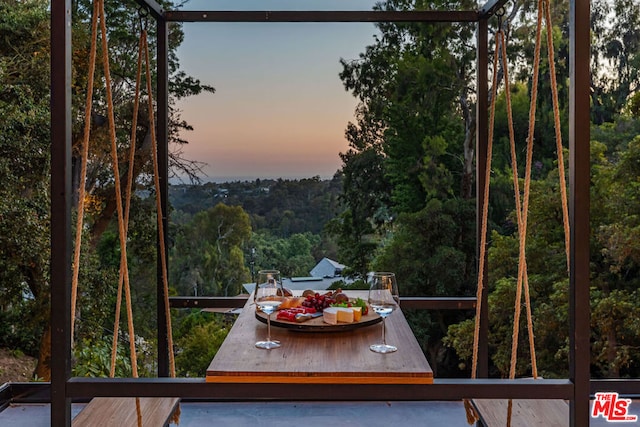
(0, 401, 470, 426)
(0, 400, 634, 426)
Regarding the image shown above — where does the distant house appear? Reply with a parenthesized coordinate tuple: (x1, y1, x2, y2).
(241, 258, 350, 295)
(310, 258, 345, 278)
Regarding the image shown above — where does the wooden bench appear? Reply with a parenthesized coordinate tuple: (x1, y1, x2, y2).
(473, 399, 568, 426)
(72, 397, 180, 427)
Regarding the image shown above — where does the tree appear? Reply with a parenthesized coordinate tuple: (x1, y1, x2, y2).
(0, 0, 55, 379)
(591, 0, 640, 123)
(0, 0, 216, 379)
(446, 118, 640, 379)
(170, 204, 252, 297)
(174, 311, 230, 377)
(372, 198, 476, 375)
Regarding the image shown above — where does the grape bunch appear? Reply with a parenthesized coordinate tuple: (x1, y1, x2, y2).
(301, 293, 336, 312)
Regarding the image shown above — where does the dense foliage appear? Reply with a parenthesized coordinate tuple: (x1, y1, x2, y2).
(0, 0, 216, 378)
(3, 0, 640, 381)
(330, 0, 640, 378)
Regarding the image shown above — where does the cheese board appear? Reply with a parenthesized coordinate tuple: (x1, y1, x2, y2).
(254, 289, 382, 332)
(255, 308, 381, 332)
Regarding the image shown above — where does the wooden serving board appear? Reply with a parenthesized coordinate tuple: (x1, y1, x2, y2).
(256, 308, 381, 332)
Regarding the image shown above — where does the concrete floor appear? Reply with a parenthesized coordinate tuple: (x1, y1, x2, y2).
(0, 400, 635, 426)
(0, 401, 470, 426)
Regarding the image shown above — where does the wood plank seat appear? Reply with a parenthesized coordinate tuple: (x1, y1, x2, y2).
(473, 399, 568, 426)
(72, 397, 180, 427)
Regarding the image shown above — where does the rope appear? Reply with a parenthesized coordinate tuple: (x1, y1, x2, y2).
(74, 2, 180, 424)
(467, 2, 570, 425)
(463, 20, 502, 426)
(97, 0, 139, 379)
(544, 0, 571, 272)
(507, 0, 543, 382)
(142, 29, 178, 379)
(71, 0, 100, 342)
(110, 20, 144, 378)
(97, 1, 143, 424)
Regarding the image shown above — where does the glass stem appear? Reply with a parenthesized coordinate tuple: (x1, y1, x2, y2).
(267, 314, 272, 342)
(381, 318, 386, 345)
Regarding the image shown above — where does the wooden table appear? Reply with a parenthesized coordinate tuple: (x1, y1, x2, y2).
(206, 291, 433, 384)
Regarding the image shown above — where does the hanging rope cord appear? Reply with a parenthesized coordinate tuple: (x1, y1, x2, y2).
(73, 0, 177, 378)
(97, 0, 140, 380)
(72, 1, 142, 424)
(465, 1, 570, 424)
(109, 14, 144, 378)
(71, 0, 100, 340)
(463, 18, 504, 425)
(142, 26, 178, 379)
(71, 1, 178, 424)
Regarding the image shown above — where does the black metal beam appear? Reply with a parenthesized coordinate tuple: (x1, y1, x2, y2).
(133, 0, 164, 20)
(156, 16, 170, 378)
(50, 0, 73, 425)
(569, 0, 591, 424)
(6, 380, 640, 408)
(476, 17, 490, 379)
(164, 10, 479, 23)
(66, 377, 573, 401)
(591, 380, 640, 397)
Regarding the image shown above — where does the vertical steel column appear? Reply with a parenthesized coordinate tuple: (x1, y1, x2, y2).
(569, 0, 590, 424)
(475, 17, 490, 378)
(51, 0, 73, 425)
(156, 16, 170, 377)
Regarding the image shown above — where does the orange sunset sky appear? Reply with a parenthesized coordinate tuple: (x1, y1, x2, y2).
(174, 0, 379, 182)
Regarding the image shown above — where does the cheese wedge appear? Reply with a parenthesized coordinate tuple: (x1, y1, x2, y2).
(323, 307, 355, 325)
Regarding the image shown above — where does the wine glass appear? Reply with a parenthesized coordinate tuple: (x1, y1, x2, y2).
(367, 272, 399, 353)
(255, 270, 284, 350)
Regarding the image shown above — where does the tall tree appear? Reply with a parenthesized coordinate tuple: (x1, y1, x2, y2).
(591, 0, 640, 124)
(170, 204, 252, 297)
(0, 0, 216, 378)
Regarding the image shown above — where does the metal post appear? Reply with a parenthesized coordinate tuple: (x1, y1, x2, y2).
(156, 16, 170, 378)
(50, 0, 73, 425)
(569, 0, 591, 424)
(476, 17, 490, 379)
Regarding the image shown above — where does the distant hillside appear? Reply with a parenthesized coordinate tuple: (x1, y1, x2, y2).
(168, 176, 343, 236)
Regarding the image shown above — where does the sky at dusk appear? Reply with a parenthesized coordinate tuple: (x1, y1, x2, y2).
(174, 0, 379, 182)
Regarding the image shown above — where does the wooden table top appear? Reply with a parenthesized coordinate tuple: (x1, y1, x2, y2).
(206, 290, 433, 384)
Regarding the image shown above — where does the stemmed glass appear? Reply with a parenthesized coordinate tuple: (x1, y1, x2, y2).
(254, 270, 284, 350)
(368, 272, 399, 353)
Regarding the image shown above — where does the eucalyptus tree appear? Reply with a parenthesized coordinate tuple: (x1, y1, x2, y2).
(170, 204, 252, 297)
(0, 0, 215, 378)
(0, 0, 52, 378)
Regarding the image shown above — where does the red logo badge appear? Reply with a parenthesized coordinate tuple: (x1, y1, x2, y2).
(592, 392, 638, 422)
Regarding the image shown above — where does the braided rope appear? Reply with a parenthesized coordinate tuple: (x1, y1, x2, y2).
(109, 22, 144, 379)
(142, 29, 177, 378)
(98, 0, 138, 379)
(471, 27, 500, 382)
(505, 3, 544, 422)
(544, 0, 571, 272)
(468, 3, 569, 426)
(463, 21, 503, 426)
(71, 0, 100, 342)
(508, 0, 544, 383)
